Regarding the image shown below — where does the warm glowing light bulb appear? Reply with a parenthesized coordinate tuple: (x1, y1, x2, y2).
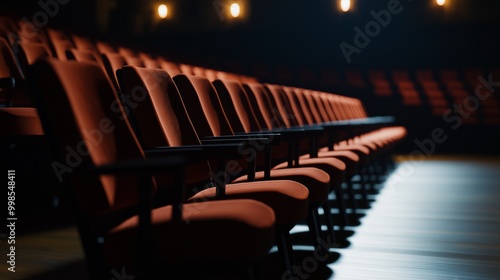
(158, 4, 168, 19)
(340, 0, 351, 12)
(230, 3, 240, 18)
(436, 0, 445, 6)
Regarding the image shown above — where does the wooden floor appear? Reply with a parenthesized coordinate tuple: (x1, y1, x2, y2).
(1, 155, 500, 279)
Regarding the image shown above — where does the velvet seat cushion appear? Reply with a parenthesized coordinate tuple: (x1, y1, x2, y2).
(0, 108, 43, 135)
(273, 157, 346, 189)
(104, 199, 276, 270)
(188, 180, 309, 225)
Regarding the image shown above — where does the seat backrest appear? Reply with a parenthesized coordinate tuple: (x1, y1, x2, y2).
(33, 59, 145, 216)
(265, 84, 299, 128)
(311, 91, 331, 122)
(123, 56, 145, 67)
(16, 21, 54, 57)
(330, 95, 349, 120)
(179, 64, 194, 75)
(212, 79, 261, 133)
(324, 94, 343, 121)
(118, 47, 136, 58)
(191, 66, 205, 77)
(282, 87, 305, 126)
(71, 35, 97, 51)
(117, 66, 213, 187)
(204, 69, 218, 81)
(173, 74, 234, 137)
(143, 58, 159, 69)
(47, 29, 71, 43)
(318, 93, 337, 122)
(301, 90, 323, 124)
(51, 38, 74, 61)
(67, 48, 100, 64)
(352, 98, 368, 118)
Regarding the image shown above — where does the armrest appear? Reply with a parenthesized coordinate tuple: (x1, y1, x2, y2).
(145, 143, 245, 161)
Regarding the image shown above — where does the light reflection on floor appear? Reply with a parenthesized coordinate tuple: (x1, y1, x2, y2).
(313, 156, 500, 279)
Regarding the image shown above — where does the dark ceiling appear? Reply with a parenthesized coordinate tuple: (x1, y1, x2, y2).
(2, 0, 500, 72)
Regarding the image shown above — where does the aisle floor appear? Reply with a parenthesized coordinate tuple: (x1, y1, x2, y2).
(1, 155, 499, 279)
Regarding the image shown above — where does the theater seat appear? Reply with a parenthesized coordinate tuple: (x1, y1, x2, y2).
(0, 38, 43, 136)
(32, 59, 278, 279)
(0, 108, 42, 136)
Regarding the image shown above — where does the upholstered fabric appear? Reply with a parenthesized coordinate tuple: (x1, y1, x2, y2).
(52, 39, 74, 61)
(172, 75, 336, 215)
(35, 60, 277, 273)
(1, 37, 31, 106)
(159, 60, 182, 76)
(0, 108, 43, 135)
(242, 83, 279, 130)
(283, 87, 308, 126)
(118, 67, 212, 187)
(118, 66, 201, 148)
(118, 66, 312, 227)
(232, 168, 329, 204)
(17, 42, 51, 73)
(265, 84, 299, 128)
(72, 35, 97, 51)
(104, 199, 275, 269)
(101, 52, 127, 91)
(68, 49, 100, 64)
(188, 180, 309, 224)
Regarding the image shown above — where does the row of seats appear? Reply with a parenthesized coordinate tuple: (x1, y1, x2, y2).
(350, 68, 500, 125)
(32, 59, 405, 279)
(1, 15, 406, 279)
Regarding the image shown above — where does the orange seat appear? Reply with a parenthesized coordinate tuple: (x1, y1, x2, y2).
(33, 59, 277, 278)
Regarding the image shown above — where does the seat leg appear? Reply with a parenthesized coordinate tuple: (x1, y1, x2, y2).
(276, 230, 295, 275)
(321, 202, 337, 246)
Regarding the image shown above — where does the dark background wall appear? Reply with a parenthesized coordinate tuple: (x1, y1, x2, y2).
(1, 0, 499, 79)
